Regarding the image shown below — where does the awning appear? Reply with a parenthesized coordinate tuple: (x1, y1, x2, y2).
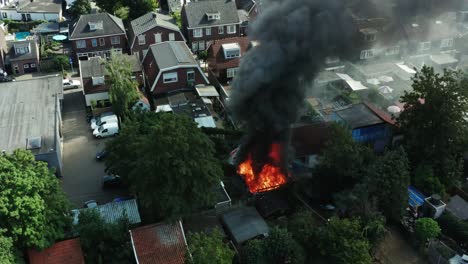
(194, 116, 216, 128)
(430, 54, 458, 65)
(396, 63, 417, 74)
(196, 85, 219, 97)
(155, 104, 173, 113)
(336, 73, 368, 91)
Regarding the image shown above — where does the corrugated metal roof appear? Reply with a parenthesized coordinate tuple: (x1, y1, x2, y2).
(221, 206, 269, 244)
(98, 199, 141, 224)
(408, 186, 426, 207)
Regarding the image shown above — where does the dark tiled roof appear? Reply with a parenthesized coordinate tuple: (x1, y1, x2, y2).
(235, 0, 255, 12)
(130, 222, 187, 264)
(149, 41, 197, 69)
(80, 55, 141, 78)
(291, 123, 330, 157)
(8, 40, 38, 62)
(69, 13, 125, 40)
(335, 103, 388, 129)
(184, 0, 240, 28)
(28, 238, 85, 264)
(128, 12, 180, 48)
(207, 37, 250, 70)
(18, 0, 61, 13)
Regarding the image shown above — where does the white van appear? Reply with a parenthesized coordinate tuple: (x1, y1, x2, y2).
(90, 114, 118, 130)
(93, 123, 119, 138)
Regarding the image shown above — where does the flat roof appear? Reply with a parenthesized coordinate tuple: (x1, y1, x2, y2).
(0, 75, 62, 155)
(335, 103, 384, 129)
(447, 195, 468, 220)
(196, 85, 219, 97)
(221, 206, 269, 244)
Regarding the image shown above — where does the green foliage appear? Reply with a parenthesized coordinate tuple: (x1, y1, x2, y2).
(315, 217, 372, 264)
(105, 112, 222, 220)
(105, 53, 140, 119)
(0, 149, 71, 249)
(198, 50, 208, 61)
(287, 210, 318, 252)
(0, 19, 45, 33)
(96, 0, 157, 20)
(187, 229, 234, 264)
(171, 11, 182, 28)
(415, 218, 441, 242)
(0, 230, 15, 264)
(240, 227, 305, 264)
(413, 163, 446, 196)
(75, 210, 134, 263)
(69, 0, 91, 18)
(51, 55, 70, 71)
(397, 66, 468, 188)
(114, 5, 130, 21)
(437, 212, 468, 245)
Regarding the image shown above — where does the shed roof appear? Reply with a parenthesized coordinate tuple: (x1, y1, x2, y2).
(446, 195, 468, 220)
(149, 41, 197, 69)
(130, 221, 187, 264)
(195, 85, 219, 97)
(408, 186, 426, 207)
(335, 103, 386, 129)
(184, 0, 240, 28)
(28, 238, 85, 264)
(221, 206, 269, 244)
(69, 13, 125, 40)
(19, 0, 61, 13)
(74, 199, 141, 225)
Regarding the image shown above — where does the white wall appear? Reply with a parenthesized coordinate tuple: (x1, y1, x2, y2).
(85, 92, 109, 106)
(0, 10, 60, 21)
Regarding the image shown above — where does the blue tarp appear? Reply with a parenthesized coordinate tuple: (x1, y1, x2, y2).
(408, 186, 426, 207)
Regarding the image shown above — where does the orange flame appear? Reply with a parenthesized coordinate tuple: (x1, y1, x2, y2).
(237, 143, 288, 193)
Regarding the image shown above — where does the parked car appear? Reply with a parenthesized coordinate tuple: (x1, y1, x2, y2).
(84, 200, 98, 208)
(103, 174, 122, 188)
(90, 112, 113, 125)
(0, 75, 14, 82)
(96, 149, 108, 161)
(63, 79, 81, 90)
(90, 114, 118, 130)
(93, 122, 119, 138)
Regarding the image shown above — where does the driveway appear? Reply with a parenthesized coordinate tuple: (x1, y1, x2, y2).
(61, 89, 127, 208)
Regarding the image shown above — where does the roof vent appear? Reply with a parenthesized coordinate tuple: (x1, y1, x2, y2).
(26, 137, 42, 150)
(152, 12, 157, 19)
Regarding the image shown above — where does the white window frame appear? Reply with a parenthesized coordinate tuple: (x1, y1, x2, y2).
(30, 63, 36, 67)
(419, 41, 431, 51)
(187, 70, 195, 82)
(169, 33, 175, 41)
(138, 35, 146, 45)
(76, 40, 86, 49)
(227, 67, 238, 78)
(218, 26, 224, 34)
(99, 38, 105, 46)
(91, 38, 98, 47)
(227, 25, 236, 34)
(205, 28, 211, 36)
(193, 29, 203, 38)
(385, 46, 400, 56)
(192, 42, 198, 52)
(360, 49, 375, 59)
(111, 36, 120, 45)
(198, 41, 205, 51)
(440, 38, 453, 48)
(23, 64, 29, 69)
(155, 33, 162, 43)
(163, 72, 178, 83)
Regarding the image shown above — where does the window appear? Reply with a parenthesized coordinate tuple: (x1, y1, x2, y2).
(2, 12, 6, 18)
(92, 76, 105, 86)
(112, 48, 122, 54)
(111, 36, 120, 45)
(199, 41, 205, 51)
(222, 43, 241, 58)
(23, 64, 29, 68)
(205, 28, 211, 36)
(163, 72, 178, 83)
(88, 21, 103, 30)
(169, 33, 175, 41)
(99, 38, 105, 46)
(91, 39, 98, 47)
(15, 46, 29, 54)
(206, 12, 220, 20)
(364, 33, 376, 41)
(386, 46, 400, 56)
(440, 38, 453, 48)
(360, 49, 374, 59)
(192, 42, 198, 51)
(155, 33, 162, 43)
(187, 71, 195, 81)
(419, 41, 431, 51)
(218, 26, 224, 34)
(30, 63, 36, 67)
(193, 29, 203, 38)
(76, 40, 86, 49)
(227, 67, 239, 78)
(227, 25, 236, 34)
(138, 35, 146, 45)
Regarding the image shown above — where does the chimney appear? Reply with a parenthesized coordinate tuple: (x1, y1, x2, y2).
(152, 12, 156, 19)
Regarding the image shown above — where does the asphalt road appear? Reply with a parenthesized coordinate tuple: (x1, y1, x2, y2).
(61, 89, 127, 208)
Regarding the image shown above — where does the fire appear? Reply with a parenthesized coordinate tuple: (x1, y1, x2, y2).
(237, 143, 288, 193)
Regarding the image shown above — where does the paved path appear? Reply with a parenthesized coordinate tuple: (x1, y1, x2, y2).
(375, 226, 427, 264)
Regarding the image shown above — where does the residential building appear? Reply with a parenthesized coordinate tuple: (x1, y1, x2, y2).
(235, 0, 258, 35)
(0, 23, 7, 72)
(207, 37, 249, 83)
(7, 40, 39, 74)
(79, 54, 142, 106)
(72, 199, 141, 225)
(182, 0, 241, 52)
(221, 206, 269, 245)
(0, 76, 64, 176)
(69, 13, 127, 62)
(28, 238, 85, 264)
(128, 11, 184, 61)
(0, 0, 62, 22)
(130, 221, 188, 264)
(142, 41, 209, 96)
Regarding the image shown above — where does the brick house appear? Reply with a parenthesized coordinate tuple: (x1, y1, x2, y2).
(7, 40, 39, 74)
(69, 13, 127, 63)
(181, 0, 241, 52)
(79, 54, 143, 107)
(207, 37, 249, 83)
(142, 41, 209, 96)
(128, 11, 184, 61)
(235, 0, 258, 35)
(0, 23, 7, 72)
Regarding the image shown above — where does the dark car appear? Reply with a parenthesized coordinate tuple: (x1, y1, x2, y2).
(0, 76, 14, 82)
(96, 150, 108, 161)
(102, 174, 122, 188)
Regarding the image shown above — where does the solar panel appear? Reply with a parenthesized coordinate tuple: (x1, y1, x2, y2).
(171, 42, 191, 63)
(27, 136, 42, 150)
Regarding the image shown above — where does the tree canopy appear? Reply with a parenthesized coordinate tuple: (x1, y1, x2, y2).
(415, 218, 441, 242)
(95, 0, 157, 20)
(0, 230, 15, 264)
(186, 229, 234, 264)
(105, 53, 140, 119)
(105, 112, 222, 220)
(69, 0, 91, 18)
(0, 149, 71, 249)
(397, 66, 468, 188)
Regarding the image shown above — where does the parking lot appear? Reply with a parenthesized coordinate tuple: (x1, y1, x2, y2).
(61, 89, 127, 208)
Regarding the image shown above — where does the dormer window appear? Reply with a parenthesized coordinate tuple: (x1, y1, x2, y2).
(14, 43, 30, 54)
(92, 76, 105, 86)
(88, 21, 103, 31)
(206, 12, 220, 20)
(222, 43, 241, 59)
(364, 33, 376, 41)
(361, 28, 377, 42)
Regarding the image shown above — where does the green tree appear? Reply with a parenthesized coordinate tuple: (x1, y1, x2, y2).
(113, 5, 130, 21)
(415, 218, 441, 242)
(95, 0, 157, 20)
(105, 112, 222, 220)
(105, 53, 140, 119)
(186, 229, 234, 264)
(171, 11, 182, 28)
(315, 217, 372, 264)
(397, 66, 468, 188)
(52, 55, 70, 71)
(240, 227, 305, 264)
(0, 149, 71, 249)
(69, 0, 91, 18)
(287, 210, 317, 252)
(437, 211, 468, 245)
(0, 230, 15, 264)
(413, 163, 446, 196)
(76, 210, 134, 263)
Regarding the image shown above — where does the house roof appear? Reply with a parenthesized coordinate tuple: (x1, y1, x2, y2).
(18, 0, 61, 13)
(69, 13, 125, 40)
(207, 37, 250, 70)
(8, 40, 38, 62)
(334, 103, 394, 129)
(184, 0, 240, 28)
(74, 199, 141, 225)
(447, 195, 468, 220)
(28, 238, 85, 264)
(79, 55, 141, 78)
(149, 41, 197, 69)
(130, 221, 187, 264)
(129, 12, 180, 47)
(236, 0, 256, 13)
(291, 123, 330, 157)
(221, 206, 269, 244)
